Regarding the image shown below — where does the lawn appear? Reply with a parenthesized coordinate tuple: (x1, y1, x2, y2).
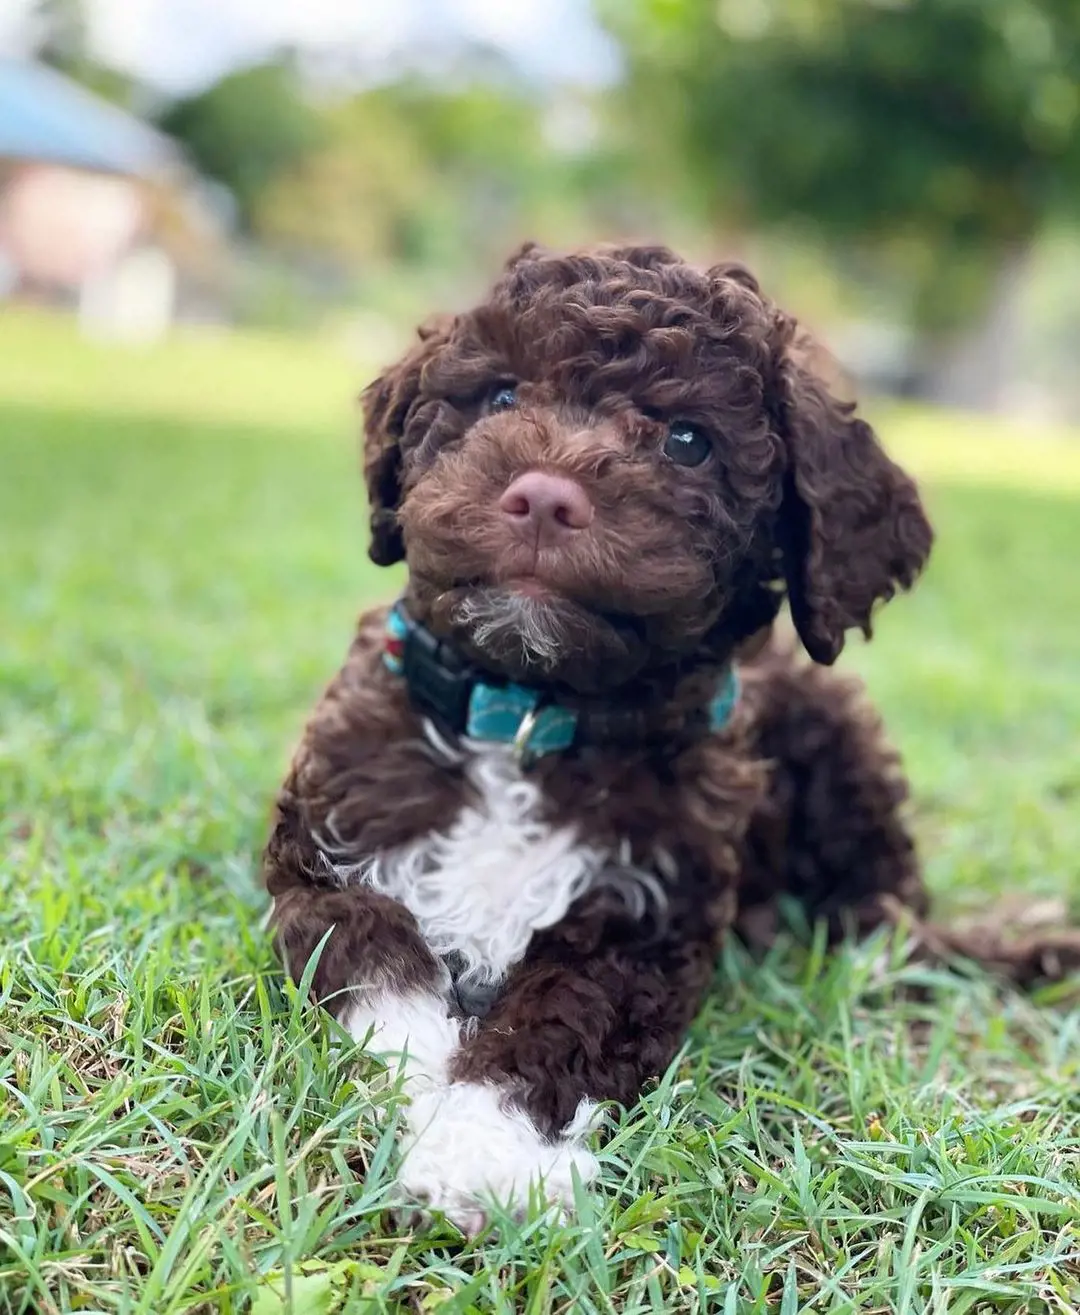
(1, 312, 1078, 1314)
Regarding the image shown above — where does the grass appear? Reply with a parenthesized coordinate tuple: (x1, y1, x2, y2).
(1, 310, 1078, 1314)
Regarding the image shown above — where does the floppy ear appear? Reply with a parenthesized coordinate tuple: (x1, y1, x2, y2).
(360, 317, 452, 567)
(775, 322, 933, 664)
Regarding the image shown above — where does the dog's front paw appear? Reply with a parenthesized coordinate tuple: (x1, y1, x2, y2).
(395, 1082, 599, 1234)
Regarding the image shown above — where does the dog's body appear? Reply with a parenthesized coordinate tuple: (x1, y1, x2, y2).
(262, 244, 1075, 1230)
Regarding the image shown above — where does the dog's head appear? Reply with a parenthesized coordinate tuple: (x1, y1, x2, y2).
(361, 243, 931, 693)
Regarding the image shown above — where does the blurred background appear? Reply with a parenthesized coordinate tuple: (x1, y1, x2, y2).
(1, 0, 1080, 416)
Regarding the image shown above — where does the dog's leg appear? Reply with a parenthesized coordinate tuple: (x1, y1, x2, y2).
(266, 822, 479, 1217)
(387, 895, 720, 1232)
(878, 899, 1080, 988)
(736, 654, 1080, 987)
(269, 881, 461, 1082)
(736, 653, 929, 945)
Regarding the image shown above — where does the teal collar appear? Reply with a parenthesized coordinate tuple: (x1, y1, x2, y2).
(384, 600, 739, 766)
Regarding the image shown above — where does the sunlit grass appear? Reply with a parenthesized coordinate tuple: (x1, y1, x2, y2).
(0, 309, 365, 434)
(2, 308, 1079, 489)
(2, 310, 1078, 1313)
(878, 403, 1080, 494)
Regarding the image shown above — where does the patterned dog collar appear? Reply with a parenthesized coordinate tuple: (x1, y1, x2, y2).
(384, 600, 739, 765)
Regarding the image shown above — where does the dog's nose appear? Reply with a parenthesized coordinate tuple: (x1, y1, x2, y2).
(499, 471, 593, 544)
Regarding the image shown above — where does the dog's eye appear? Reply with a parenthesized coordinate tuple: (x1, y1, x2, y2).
(663, 422, 711, 467)
(487, 385, 518, 414)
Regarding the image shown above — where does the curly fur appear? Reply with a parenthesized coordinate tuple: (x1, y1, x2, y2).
(263, 242, 1079, 1231)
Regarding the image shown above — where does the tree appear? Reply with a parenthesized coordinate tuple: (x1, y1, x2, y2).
(255, 78, 631, 273)
(157, 58, 325, 230)
(600, 0, 1080, 396)
(255, 92, 439, 267)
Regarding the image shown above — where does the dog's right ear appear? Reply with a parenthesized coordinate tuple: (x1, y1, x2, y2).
(360, 317, 453, 567)
(772, 319, 933, 663)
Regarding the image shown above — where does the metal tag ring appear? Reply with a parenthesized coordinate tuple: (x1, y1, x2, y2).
(511, 706, 540, 766)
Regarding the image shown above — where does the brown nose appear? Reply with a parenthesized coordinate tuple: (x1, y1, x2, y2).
(499, 471, 593, 545)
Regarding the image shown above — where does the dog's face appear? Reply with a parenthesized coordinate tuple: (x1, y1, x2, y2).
(362, 243, 932, 692)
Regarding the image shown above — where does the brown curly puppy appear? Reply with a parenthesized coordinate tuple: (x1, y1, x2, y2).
(262, 242, 1075, 1232)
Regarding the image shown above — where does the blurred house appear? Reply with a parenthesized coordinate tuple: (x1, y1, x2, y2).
(0, 58, 228, 341)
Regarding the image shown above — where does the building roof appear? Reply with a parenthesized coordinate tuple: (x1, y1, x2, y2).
(0, 58, 181, 178)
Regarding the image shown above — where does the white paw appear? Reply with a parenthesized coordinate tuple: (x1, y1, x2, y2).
(395, 1082, 600, 1233)
(342, 989, 461, 1095)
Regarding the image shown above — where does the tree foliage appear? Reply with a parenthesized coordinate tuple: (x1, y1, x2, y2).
(601, 0, 1080, 325)
(157, 59, 325, 229)
(255, 77, 643, 277)
(256, 82, 541, 267)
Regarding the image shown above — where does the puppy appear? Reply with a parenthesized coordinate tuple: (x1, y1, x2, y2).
(261, 242, 1073, 1232)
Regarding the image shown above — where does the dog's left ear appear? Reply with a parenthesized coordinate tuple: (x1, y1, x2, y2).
(774, 321, 933, 664)
(360, 317, 453, 567)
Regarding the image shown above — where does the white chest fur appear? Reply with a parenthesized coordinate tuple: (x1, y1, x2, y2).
(330, 743, 610, 989)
